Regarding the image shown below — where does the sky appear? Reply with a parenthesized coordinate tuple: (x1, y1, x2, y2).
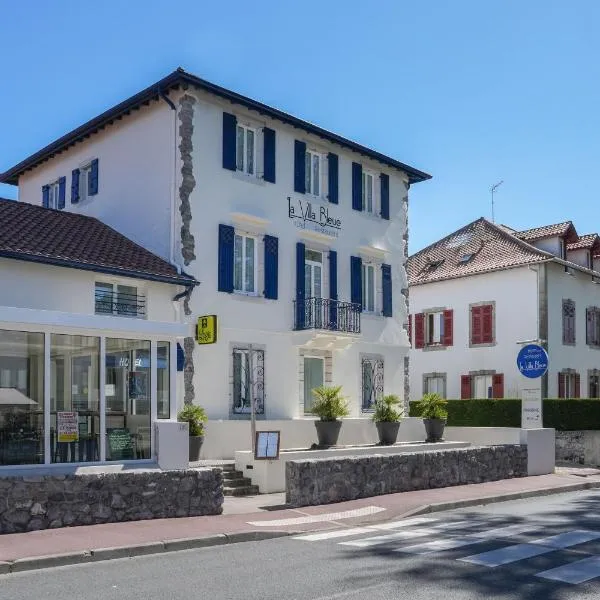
(1, 0, 599, 253)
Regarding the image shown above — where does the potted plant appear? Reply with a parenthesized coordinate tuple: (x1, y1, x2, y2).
(177, 404, 208, 462)
(371, 394, 403, 445)
(416, 393, 448, 442)
(310, 386, 350, 447)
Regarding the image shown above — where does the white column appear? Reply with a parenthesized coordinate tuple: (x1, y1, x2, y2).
(99, 336, 106, 462)
(170, 340, 178, 420)
(43, 332, 51, 465)
(150, 340, 158, 459)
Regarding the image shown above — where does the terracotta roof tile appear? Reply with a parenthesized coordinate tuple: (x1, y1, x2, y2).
(568, 233, 599, 251)
(0, 198, 196, 286)
(517, 221, 574, 241)
(408, 218, 550, 285)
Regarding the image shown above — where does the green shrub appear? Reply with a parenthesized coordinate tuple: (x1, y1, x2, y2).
(408, 398, 600, 430)
(177, 404, 208, 436)
(371, 394, 403, 423)
(309, 386, 350, 421)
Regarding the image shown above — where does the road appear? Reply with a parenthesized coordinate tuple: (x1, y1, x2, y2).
(4, 490, 600, 599)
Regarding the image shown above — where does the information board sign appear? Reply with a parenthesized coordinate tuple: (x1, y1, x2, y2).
(57, 411, 79, 443)
(254, 431, 280, 460)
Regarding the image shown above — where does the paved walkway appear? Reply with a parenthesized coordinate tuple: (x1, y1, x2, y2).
(1, 471, 600, 568)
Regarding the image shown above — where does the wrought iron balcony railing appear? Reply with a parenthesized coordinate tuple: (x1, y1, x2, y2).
(293, 297, 361, 334)
(95, 290, 146, 318)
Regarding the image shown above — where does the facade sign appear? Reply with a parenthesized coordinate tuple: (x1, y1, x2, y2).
(517, 344, 549, 379)
(197, 315, 218, 344)
(521, 388, 543, 429)
(288, 197, 341, 237)
(57, 411, 79, 443)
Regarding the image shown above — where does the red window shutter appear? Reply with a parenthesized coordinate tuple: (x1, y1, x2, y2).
(414, 313, 425, 349)
(574, 373, 581, 398)
(408, 314, 413, 347)
(482, 304, 494, 343)
(492, 374, 504, 399)
(558, 373, 565, 398)
(471, 306, 482, 345)
(460, 375, 471, 399)
(443, 309, 454, 346)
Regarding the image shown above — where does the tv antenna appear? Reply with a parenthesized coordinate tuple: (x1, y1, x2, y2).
(490, 180, 504, 223)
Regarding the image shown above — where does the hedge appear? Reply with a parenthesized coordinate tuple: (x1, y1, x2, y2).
(408, 399, 600, 431)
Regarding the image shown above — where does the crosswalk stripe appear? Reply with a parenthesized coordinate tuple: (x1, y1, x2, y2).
(537, 556, 600, 584)
(471, 524, 538, 540)
(459, 543, 552, 567)
(340, 528, 437, 547)
(530, 530, 600, 549)
(394, 536, 486, 555)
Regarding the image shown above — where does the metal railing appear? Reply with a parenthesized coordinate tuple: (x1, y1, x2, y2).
(293, 297, 361, 334)
(95, 290, 146, 318)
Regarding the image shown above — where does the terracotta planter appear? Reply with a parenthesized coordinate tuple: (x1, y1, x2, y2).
(314, 420, 342, 447)
(188, 435, 204, 462)
(423, 419, 446, 443)
(376, 421, 400, 445)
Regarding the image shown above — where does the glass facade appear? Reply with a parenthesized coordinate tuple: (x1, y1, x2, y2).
(157, 341, 170, 419)
(51, 334, 100, 463)
(105, 338, 151, 460)
(0, 330, 44, 465)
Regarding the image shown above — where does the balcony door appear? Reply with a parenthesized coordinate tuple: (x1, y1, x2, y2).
(304, 250, 323, 299)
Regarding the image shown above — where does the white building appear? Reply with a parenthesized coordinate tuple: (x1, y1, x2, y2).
(408, 218, 600, 401)
(0, 69, 430, 457)
(0, 198, 194, 467)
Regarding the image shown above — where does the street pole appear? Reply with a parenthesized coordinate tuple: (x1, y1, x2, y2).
(248, 344, 256, 454)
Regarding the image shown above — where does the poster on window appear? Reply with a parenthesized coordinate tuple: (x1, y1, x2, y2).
(128, 371, 148, 400)
(57, 411, 79, 443)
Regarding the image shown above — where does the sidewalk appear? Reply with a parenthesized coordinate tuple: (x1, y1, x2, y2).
(1, 470, 599, 573)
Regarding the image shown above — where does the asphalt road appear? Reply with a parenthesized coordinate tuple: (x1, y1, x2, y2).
(5, 490, 600, 600)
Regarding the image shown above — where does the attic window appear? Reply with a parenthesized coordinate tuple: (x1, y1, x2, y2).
(459, 253, 474, 264)
(446, 232, 473, 249)
(424, 259, 444, 273)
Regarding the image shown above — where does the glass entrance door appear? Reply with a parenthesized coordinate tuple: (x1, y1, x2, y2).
(304, 356, 324, 413)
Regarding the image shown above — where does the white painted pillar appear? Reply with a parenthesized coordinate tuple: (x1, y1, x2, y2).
(43, 332, 51, 465)
(99, 336, 106, 462)
(150, 340, 158, 458)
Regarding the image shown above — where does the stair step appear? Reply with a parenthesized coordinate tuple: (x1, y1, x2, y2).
(222, 470, 246, 480)
(222, 477, 253, 488)
(220, 463, 237, 471)
(224, 485, 260, 497)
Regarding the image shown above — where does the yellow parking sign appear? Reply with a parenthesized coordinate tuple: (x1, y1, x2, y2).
(196, 315, 217, 344)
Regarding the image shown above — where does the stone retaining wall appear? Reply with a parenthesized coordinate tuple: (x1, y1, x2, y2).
(554, 430, 600, 466)
(0, 468, 223, 534)
(286, 445, 528, 507)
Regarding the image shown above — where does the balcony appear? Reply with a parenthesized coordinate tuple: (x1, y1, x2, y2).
(294, 297, 361, 338)
(95, 290, 146, 318)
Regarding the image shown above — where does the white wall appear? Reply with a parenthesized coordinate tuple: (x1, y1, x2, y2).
(17, 100, 174, 262)
(410, 266, 540, 400)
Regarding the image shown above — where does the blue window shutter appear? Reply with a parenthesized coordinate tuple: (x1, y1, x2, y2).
(329, 250, 338, 328)
(264, 234, 279, 299)
(222, 112, 237, 171)
(71, 169, 80, 204)
(295, 242, 306, 328)
(350, 256, 362, 309)
(327, 153, 338, 204)
(263, 127, 276, 183)
(380, 173, 390, 220)
(58, 177, 66, 209)
(218, 224, 235, 293)
(382, 263, 392, 317)
(89, 159, 99, 195)
(294, 140, 306, 193)
(176, 343, 185, 372)
(352, 162, 362, 211)
(42, 185, 49, 208)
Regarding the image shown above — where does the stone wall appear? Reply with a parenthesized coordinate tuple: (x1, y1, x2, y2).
(0, 468, 223, 534)
(286, 445, 528, 507)
(555, 431, 585, 465)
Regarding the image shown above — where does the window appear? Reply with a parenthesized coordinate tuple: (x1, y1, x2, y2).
(79, 163, 92, 202)
(563, 300, 576, 344)
(236, 125, 255, 175)
(473, 374, 493, 399)
(424, 375, 445, 396)
(587, 307, 600, 346)
(426, 311, 444, 345)
(470, 303, 494, 345)
(303, 356, 324, 413)
(361, 357, 384, 410)
(559, 372, 580, 398)
(362, 263, 376, 313)
(47, 180, 60, 209)
(590, 372, 600, 398)
(95, 282, 144, 317)
(232, 347, 264, 414)
(233, 234, 257, 294)
(362, 171, 375, 213)
(305, 150, 322, 196)
(157, 342, 171, 419)
(305, 249, 323, 299)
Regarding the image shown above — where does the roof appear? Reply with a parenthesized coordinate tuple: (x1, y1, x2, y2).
(0, 198, 197, 286)
(408, 218, 551, 286)
(0, 68, 431, 186)
(517, 221, 577, 243)
(567, 233, 600, 251)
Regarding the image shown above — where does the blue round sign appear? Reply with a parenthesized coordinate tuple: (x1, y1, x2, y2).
(517, 344, 549, 379)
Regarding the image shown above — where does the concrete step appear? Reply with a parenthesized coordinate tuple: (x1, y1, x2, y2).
(222, 476, 253, 488)
(223, 485, 260, 497)
(222, 470, 246, 480)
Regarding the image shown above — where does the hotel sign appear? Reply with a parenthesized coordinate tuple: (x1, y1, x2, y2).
(196, 315, 218, 345)
(288, 196, 341, 237)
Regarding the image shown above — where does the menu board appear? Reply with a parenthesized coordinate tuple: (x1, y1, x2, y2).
(57, 411, 79, 443)
(107, 428, 134, 460)
(255, 431, 280, 460)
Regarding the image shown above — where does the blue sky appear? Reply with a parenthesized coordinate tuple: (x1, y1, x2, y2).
(1, 0, 599, 252)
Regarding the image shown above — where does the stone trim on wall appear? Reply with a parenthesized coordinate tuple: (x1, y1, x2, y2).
(183, 336, 195, 405)
(178, 94, 196, 267)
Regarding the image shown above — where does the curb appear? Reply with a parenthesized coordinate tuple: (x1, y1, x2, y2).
(0, 531, 293, 575)
(401, 480, 600, 519)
